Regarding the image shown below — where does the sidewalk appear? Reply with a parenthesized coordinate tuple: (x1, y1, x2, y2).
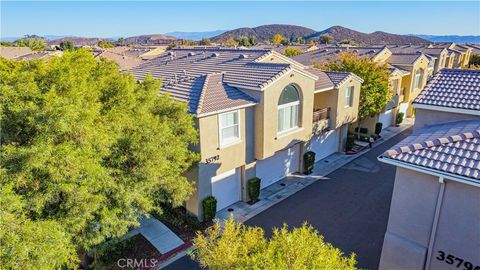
(216, 118, 414, 223)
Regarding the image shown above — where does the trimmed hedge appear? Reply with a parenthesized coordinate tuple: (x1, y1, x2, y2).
(396, 112, 404, 125)
(303, 151, 316, 174)
(202, 196, 217, 222)
(248, 177, 261, 202)
(375, 122, 383, 135)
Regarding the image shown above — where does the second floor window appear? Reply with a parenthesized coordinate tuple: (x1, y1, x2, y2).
(414, 69, 423, 90)
(345, 86, 354, 107)
(391, 79, 399, 94)
(219, 110, 240, 146)
(278, 84, 300, 133)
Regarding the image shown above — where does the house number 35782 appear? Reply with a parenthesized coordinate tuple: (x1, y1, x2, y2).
(205, 155, 219, 164)
(436, 251, 479, 270)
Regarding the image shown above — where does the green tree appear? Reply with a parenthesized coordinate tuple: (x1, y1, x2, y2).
(469, 54, 480, 67)
(238, 36, 251, 47)
(191, 217, 357, 270)
(272, 34, 284, 45)
(319, 52, 390, 123)
(339, 39, 360, 46)
(318, 34, 334, 44)
(199, 38, 212, 46)
(0, 49, 198, 268)
(284, 47, 303, 57)
(248, 36, 258, 46)
(97, 40, 115, 48)
(224, 37, 239, 47)
(117, 37, 126, 46)
(59, 40, 75, 51)
(0, 41, 14, 47)
(15, 37, 46, 51)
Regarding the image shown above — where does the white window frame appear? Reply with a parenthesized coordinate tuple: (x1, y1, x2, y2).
(414, 69, 422, 90)
(345, 86, 354, 108)
(277, 101, 300, 134)
(218, 110, 241, 148)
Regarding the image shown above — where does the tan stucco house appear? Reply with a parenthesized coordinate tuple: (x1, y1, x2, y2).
(130, 48, 363, 219)
(378, 69, 480, 270)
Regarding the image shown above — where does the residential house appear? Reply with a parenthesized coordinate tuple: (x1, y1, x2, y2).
(130, 48, 363, 219)
(95, 46, 167, 70)
(0, 46, 62, 60)
(378, 69, 480, 270)
(291, 46, 430, 131)
(429, 43, 473, 68)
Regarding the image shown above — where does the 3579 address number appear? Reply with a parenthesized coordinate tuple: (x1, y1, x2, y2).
(436, 251, 479, 270)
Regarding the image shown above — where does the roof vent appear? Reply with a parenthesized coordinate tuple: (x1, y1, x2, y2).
(239, 54, 248, 59)
(188, 52, 196, 56)
(212, 52, 220, 57)
(167, 51, 175, 56)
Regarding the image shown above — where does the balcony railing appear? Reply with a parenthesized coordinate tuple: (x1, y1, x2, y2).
(313, 107, 330, 123)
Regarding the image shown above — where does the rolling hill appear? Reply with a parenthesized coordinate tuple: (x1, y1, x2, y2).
(211, 24, 316, 43)
(212, 24, 429, 45)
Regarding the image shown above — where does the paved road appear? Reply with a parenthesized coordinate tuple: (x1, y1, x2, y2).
(163, 129, 412, 270)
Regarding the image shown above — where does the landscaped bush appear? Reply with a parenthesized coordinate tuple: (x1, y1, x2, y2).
(202, 196, 217, 222)
(248, 177, 261, 202)
(346, 134, 355, 151)
(303, 151, 316, 174)
(396, 112, 404, 125)
(375, 122, 383, 136)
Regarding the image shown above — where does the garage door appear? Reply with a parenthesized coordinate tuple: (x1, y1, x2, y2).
(211, 168, 241, 211)
(379, 110, 394, 130)
(309, 130, 339, 162)
(399, 103, 409, 119)
(256, 144, 300, 189)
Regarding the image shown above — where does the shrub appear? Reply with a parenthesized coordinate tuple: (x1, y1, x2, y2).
(303, 151, 316, 174)
(202, 196, 217, 222)
(346, 134, 355, 151)
(248, 177, 261, 202)
(375, 122, 383, 135)
(396, 112, 404, 125)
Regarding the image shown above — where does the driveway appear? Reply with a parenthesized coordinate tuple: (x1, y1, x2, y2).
(163, 129, 412, 270)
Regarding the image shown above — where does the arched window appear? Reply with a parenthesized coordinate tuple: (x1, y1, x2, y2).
(414, 68, 423, 90)
(278, 84, 300, 133)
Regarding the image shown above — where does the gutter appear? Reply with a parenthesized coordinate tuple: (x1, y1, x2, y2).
(413, 103, 480, 116)
(377, 156, 480, 188)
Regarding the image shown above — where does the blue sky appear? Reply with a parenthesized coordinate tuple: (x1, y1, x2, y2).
(1, 1, 479, 38)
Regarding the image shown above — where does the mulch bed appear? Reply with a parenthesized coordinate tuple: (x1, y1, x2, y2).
(106, 234, 161, 270)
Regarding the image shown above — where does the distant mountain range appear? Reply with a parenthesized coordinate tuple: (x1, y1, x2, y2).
(413, 34, 480, 44)
(2, 25, 478, 46)
(166, 30, 226, 41)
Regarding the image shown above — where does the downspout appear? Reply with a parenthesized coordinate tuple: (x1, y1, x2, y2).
(424, 176, 446, 270)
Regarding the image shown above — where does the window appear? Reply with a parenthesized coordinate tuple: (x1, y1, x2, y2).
(345, 86, 354, 107)
(219, 111, 240, 146)
(278, 84, 300, 133)
(414, 69, 423, 90)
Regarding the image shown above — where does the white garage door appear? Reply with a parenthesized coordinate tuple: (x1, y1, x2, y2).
(309, 130, 339, 162)
(379, 110, 394, 130)
(211, 168, 241, 211)
(399, 102, 409, 119)
(256, 144, 300, 189)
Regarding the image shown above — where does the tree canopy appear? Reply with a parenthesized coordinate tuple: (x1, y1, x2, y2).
(224, 37, 239, 47)
(284, 47, 303, 57)
(97, 40, 115, 48)
(272, 34, 284, 45)
(199, 38, 212, 46)
(60, 40, 75, 51)
(191, 217, 357, 270)
(14, 36, 47, 51)
(0, 49, 198, 268)
(318, 34, 334, 44)
(319, 52, 391, 121)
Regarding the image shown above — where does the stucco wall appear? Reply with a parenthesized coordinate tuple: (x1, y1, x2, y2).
(380, 167, 480, 270)
(414, 108, 479, 130)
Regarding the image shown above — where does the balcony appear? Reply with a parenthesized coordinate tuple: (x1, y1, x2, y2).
(312, 107, 330, 133)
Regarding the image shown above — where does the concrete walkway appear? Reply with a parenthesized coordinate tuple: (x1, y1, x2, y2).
(125, 217, 184, 255)
(216, 118, 414, 223)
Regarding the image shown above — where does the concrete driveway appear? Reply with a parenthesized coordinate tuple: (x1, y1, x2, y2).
(163, 129, 412, 270)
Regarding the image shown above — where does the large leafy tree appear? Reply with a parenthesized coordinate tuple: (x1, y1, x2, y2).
(15, 36, 47, 51)
(318, 52, 391, 122)
(191, 217, 357, 270)
(0, 49, 198, 268)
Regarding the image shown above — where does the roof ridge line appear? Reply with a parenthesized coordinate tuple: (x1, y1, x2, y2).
(195, 74, 210, 115)
(385, 129, 480, 157)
